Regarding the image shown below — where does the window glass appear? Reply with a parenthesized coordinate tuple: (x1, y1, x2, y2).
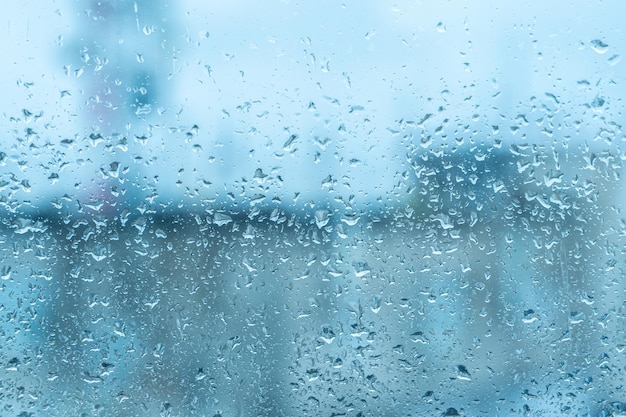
(2, 1, 625, 415)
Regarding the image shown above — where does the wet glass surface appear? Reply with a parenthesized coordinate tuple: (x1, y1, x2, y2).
(1, 1, 626, 415)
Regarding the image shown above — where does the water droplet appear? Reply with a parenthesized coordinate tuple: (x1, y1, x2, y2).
(314, 210, 330, 228)
(522, 309, 539, 324)
(608, 54, 621, 65)
(135, 103, 151, 116)
(431, 213, 454, 230)
(253, 168, 267, 182)
(456, 364, 471, 381)
(1, 265, 12, 280)
(6, 357, 20, 371)
(132, 216, 147, 234)
(321, 175, 334, 188)
(87, 244, 109, 262)
(340, 212, 360, 226)
(420, 135, 433, 148)
(249, 194, 265, 206)
(591, 95, 605, 109)
(410, 331, 429, 344)
(213, 213, 232, 226)
(195, 368, 207, 381)
(82, 373, 104, 384)
(353, 261, 371, 277)
(370, 295, 382, 313)
(283, 134, 298, 152)
(569, 311, 585, 324)
(590, 39, 609, 54)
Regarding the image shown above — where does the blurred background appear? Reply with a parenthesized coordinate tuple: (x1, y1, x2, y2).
(1, 0, 625, 415)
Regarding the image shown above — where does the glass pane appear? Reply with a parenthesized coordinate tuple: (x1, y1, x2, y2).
(2, 1, 625, 415)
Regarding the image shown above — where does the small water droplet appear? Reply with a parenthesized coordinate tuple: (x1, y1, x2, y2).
(82, 373, 104, 384)
(365, 30, 376, 40)
(353, 261, 371, 278)
(321, 175, 334, 188)
(314, 210, 330, 228)
(135, 103, 151, 116)
(443, 407, 460, 416)
(370, 295, 382, 313)
(1, 265, 12, 280)
(456, 364, 471, 381)
(591, 95, 605, 109)
(213, 213, 232, 226)
(590, 39, 609, 54)
(283, 134, 298, 152)
(410, 331, 429, 344)
(608, 54, 621, 65)
(340, 212, 360, 226)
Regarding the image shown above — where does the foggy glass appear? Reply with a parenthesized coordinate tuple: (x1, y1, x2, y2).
(1, 1, 625, 416)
